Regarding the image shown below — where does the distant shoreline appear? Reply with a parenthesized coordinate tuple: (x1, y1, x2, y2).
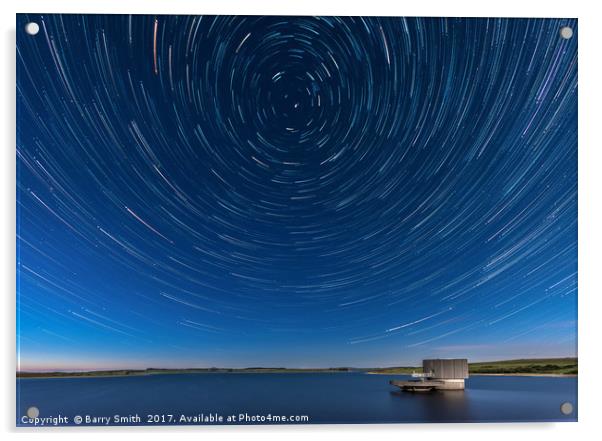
(16, 368, 357, 379)
(470, 373, 577, 378)
(367, 372, 577, 378)
(17, 357, 577, 379)
(17, 370, 579, 380)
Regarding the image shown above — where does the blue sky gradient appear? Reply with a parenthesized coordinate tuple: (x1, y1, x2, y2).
(16, 15, 577, 371)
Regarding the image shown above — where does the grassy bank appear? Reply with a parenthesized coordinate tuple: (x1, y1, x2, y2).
(468, 358, 577, 375)
(367, 358, 577, 376)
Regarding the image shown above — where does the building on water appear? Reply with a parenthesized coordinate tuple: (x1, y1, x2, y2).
(389, 359, 469, 392)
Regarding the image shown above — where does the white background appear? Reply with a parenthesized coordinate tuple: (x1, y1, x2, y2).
(1, 1, 600, 440)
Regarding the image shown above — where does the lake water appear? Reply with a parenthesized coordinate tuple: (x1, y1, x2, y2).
(16, 373, 577, 426)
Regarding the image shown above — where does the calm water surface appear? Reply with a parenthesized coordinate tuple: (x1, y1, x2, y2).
(17, 373, 577, 425)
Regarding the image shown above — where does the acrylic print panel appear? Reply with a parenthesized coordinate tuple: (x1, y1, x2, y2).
(16, 14, 577, 426)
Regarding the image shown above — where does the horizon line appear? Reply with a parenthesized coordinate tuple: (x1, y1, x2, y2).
(17, 355, 578, 373)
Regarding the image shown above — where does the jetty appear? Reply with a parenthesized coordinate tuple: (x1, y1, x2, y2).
(390, 359, 468, 392)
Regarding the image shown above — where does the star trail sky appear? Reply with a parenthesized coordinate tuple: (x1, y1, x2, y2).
(16, 15, 577, 370)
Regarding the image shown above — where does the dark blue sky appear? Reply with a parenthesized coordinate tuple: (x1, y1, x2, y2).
(16, 15, 577, 370)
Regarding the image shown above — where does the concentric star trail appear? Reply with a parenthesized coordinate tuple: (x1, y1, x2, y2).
(16, 15, 577, 369)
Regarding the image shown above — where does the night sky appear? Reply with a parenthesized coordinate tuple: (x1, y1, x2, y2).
(16, 15, 577, 371)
